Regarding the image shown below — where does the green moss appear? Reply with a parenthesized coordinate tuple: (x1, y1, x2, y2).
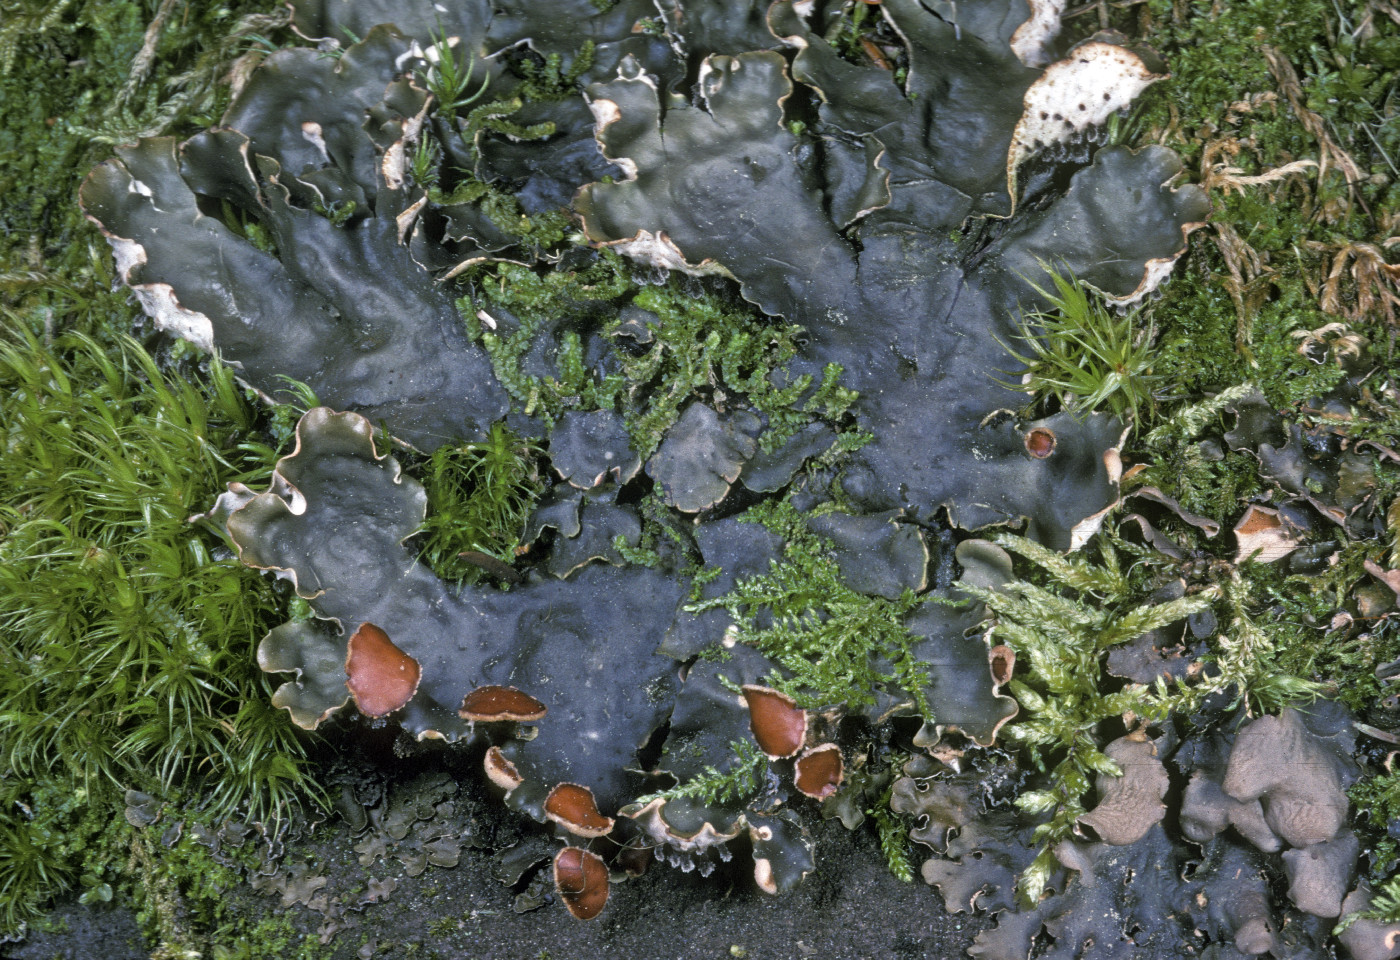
(1149, 246, 1351, 409)
(0, 779, 128, 932)
(208, 914, 333, 960)
(0, 0, 285, 269)
(612, 491, 699, 570)
(210, 919, 298, 960)
(820, 0, 899, 71)
(461, 256, 630, 418)
(428, 916, 458, 938)
(0, 0, 332, 934)
(1133, 368, 1396, 543)
(427, 177, 574, 251)
(310, 197, 358, 227)
(176, 843, 334, 960)
(636, 738, 770, 807)
(869, 782, 916, 884)
(462, 253, 863, 459)
(1139, 0, 1397, 198)
(629, 285, 862, 455)
(959, 534, 1199, 902)
(0, 1, 140, 256)
(999, 266, 1164, 426)
(1350, 771, 1400, 912)
(416, 34, 596, 150)
(506, 40, 597, 103)
(130, 830, 240, 949)
(1133, 440, 1264, 522)
(0, 319, 323, 931)
(411, 421, 545, 582)
(1248, 549, 1400, 711)
(417, 30, 492, 115)
(0, 0, 76, 76)
(0, 784, 313, 949)
(689, 499, 931, 714)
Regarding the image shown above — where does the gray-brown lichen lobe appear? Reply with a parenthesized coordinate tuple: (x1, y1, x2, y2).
(82, 0, 1285, 940)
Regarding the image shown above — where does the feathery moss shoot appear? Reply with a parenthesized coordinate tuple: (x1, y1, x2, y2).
(961, 530, 1325, 906)
(958, 533, 1210, 905)
(635, 739, 770, 808)
(689, 499, 931, 714)
(870, 782, 916, 884)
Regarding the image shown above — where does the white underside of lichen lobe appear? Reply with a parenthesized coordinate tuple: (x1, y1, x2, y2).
(109, 234, 217, 353)
(1007, 41, 1167, 207)
(607, 229, 736, 281)
(380, 98, 430, 193)
(1106, 252, 1184, 307)
(1069, 431, 1127, 551)
(1010, 0, 1068, 67)
(584, 98, 638, 180)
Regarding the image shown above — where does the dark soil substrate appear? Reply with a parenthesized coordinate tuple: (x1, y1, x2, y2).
(5, 900, 147, 960)
(11, 740, 989, 960)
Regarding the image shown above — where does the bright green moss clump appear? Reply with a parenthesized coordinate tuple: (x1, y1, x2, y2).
(999, 266, 1164, 427)
(0, 0, 334, 937)
(0, 317, 323, 932)
(462, 252, 863, 458)
(412, 422, 545, 582)
(691, 498, 931, 713)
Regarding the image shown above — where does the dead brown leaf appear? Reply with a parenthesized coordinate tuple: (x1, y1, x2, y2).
(1261, 45, 1366, 198)
(1310, 241, 1400, 325)
(1233, 504, 1302, 564)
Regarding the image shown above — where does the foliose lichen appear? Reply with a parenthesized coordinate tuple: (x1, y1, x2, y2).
(81, 0, 1215, 923)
